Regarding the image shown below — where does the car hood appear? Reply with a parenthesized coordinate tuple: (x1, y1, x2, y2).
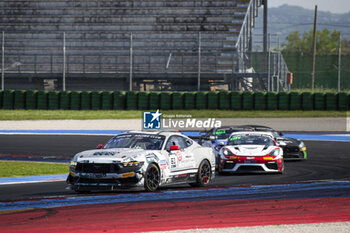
(74, 148, 155, 163)
(214, 139, 228, 145)
(225, 145, 273, 156)
(277, 137, 300, 147)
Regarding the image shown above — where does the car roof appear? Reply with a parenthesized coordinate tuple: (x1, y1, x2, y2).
(229, 131, 275, 138)
(123, 130, 185, 137)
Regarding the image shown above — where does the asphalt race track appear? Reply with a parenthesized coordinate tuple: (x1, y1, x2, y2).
(0, 134, 350, 232)
(0, 134, 349, 201)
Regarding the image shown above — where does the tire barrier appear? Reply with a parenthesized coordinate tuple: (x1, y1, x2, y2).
(326, 93, 337, 111)
(14, 90, 26, 109)
(138, 91, 149, 110)
(48, 91, 60, 110)
(60, 91, 70, 110)
(338, 92, 348, 111)
(289, 92, 302, 110)
(219, 91, 230, 110)
(314, 92, 325, 111)
(208, 91, 219, 110)
(278, 92, 289, 110)
(80, 91, 91, 110)
(242, 92, 254, 110)
(302, 92, 313, 111)
(196, 91, 208, 109)
(254, 92, 266, 110)
(91, 91, 102, 110)
(172, 92, 184, 110)
(149, 92, 160, 110)
(160, 92, 171, 110)
(231, 92, 242, 110)
(3, 90, 14, 109)
(266, 92, 278, 110)
(102, 91, 113, 110)
(0, 90, 348, 111)
(126, 91, 138, 110)
(184, 92, 196, 110)
(70, 91, 81, 110)
(113, 91, 126, 110)
(37, 91, 49, 110)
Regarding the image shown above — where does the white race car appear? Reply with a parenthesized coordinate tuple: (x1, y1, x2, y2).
(67, 131, 215, 192)
(218, 131, 284, 174)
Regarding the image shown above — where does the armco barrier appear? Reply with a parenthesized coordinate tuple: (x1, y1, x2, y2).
(0, 90, 348, 111)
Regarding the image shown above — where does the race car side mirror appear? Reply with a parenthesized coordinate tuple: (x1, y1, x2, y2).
(279, 132, 284, 136)
(209, 135, 216, 141)
(170, 145, 180, 151)
(96, 144, 103, 149)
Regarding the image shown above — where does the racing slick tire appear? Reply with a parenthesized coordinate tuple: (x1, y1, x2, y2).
(190, 160, 211, 187)
(144, 163, 160, 192)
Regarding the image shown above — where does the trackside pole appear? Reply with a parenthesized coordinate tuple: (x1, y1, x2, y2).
(129, 32, 133, 91)
(63, 32, 66, 91)
(197, 32, 201, 91)
(1, 31, 4, 90)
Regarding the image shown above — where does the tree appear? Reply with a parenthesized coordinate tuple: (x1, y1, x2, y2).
(282, 29, 349, 55)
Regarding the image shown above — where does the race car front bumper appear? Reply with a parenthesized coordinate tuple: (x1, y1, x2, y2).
(67, 161, 145, 190)
(219, 156, 283, 173)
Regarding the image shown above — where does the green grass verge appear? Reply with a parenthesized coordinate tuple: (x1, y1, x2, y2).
(0, 110, 348, 120)
(0, 161, 69, 178)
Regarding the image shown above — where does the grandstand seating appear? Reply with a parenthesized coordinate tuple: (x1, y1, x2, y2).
(0, 0, 261, 90)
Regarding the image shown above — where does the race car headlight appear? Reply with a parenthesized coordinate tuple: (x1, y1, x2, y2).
(269, 148, 280, 157)
(222, 148, 235, 158)
(298, 141, 307, 151)
(122, 161, 144, 167)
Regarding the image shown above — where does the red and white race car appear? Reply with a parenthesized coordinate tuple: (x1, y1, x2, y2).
(218, 131, 284, 174)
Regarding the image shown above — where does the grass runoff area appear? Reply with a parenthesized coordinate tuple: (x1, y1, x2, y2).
(0, 110, 348, 120)
(0, 161, 68, 178)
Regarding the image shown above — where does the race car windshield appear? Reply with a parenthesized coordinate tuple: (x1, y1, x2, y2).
(227, 135, 275, 146)
(103, 134, 165, 150)
(215, 129, 247, 139)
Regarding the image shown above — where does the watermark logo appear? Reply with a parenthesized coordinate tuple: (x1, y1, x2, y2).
(143, 110, 162, 129)
(143, 109, 222, 130)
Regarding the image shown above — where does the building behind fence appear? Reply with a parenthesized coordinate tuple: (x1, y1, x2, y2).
(0, 0, 292, 92)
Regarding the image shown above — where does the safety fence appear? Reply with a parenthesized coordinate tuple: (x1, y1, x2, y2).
(0, 90, 349, 111)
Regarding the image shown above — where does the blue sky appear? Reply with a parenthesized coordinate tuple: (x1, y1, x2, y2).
(269, 0, 350, 14)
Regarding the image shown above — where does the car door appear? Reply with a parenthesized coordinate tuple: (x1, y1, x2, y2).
(163, 135, 195, 172)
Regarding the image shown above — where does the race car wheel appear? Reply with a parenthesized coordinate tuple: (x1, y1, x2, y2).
(191, 160, 211, 187)
(144, 163, 160, 192)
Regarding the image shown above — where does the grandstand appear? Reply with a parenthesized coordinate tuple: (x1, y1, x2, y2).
(0, 0, 281, 91)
